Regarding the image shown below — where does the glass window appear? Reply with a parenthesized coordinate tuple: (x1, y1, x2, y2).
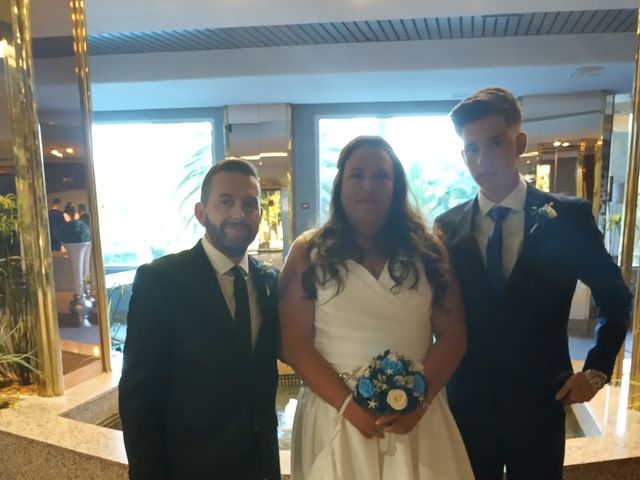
(93, 121, 213, 268)
(318, 116, 477, 224)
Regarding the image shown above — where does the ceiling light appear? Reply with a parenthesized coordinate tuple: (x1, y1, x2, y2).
(65, 147, 74, 154)
(561, 142, 570, 147)
(552, 141, 561, 147)
(520, 151, 539, 157)
(240, 152, 288, 161)
(258, 161, 263, 166)
(50, 149, 63, 157)
(259, 152, 288, 158)
(568, 66, 604, 78)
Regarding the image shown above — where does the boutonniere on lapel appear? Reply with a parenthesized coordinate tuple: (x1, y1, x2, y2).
(529, 202, 557, 234)
(255, 261, 278, 297)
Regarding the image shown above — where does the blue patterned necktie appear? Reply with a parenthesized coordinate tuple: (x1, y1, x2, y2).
(486, 206, 511, 295)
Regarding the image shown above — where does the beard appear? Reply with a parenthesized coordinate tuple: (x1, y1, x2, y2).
(204, 214, 258, 258)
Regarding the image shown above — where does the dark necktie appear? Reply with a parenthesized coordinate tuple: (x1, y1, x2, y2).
(231, 266, 252, 355)
(486, 206, 511, 295)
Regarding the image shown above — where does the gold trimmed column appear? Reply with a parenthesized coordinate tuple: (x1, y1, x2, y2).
(69, 0, 111, 372)
(4, 0, 63, 395)
(619, 9, 640, 408)
(285, 104, 293, 251)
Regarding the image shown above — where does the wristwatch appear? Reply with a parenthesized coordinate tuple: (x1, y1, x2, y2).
(583, 369, 607, 392)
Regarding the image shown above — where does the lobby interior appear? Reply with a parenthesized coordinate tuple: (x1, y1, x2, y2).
(1, 0, 640, 478)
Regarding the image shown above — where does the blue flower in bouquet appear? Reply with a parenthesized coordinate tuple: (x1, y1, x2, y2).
(357, 378, 375, 398)
(412, 373, 426, 395)
(381, 357, 404, 375)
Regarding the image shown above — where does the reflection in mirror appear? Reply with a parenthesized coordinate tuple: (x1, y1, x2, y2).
(225, 104, 292, 269)
(610, 94, 632, 263)
(519, 92, 613, 219)
(31, 0, 107, 386)
(0, 0, 68, 395)
(0, 6, 40, 391)
(520, 139, 600, 199)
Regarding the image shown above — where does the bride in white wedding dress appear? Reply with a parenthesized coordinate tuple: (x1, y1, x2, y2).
(279, 136, 474, 479)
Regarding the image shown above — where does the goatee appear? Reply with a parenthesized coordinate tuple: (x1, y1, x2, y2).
(204, 214, 256, 258)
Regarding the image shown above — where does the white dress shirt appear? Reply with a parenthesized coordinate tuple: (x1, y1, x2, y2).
(474, 177, 528, 279)
(200, 237, 262, 350)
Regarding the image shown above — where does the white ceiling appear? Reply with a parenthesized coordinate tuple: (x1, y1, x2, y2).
(81, 0, 639, 33)
(29, 0, 640, 110)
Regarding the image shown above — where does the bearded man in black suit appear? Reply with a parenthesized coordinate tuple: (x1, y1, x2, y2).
(436, 87, 631, 480)
(119, 159, 280, 480)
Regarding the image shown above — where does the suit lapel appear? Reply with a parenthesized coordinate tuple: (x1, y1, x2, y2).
(249, 257, 275, 358)
(505, 184, 553, 290)
(187, 242, 241, 348)
(450, 198, 489, 283)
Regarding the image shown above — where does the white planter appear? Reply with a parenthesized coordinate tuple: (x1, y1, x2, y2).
(63, 242, 91, 295)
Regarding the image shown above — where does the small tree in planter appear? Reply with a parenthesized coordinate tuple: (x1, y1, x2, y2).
(0, 194, 39, 391)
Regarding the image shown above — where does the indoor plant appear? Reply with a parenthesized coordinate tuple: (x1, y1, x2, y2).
(0, 193, 39, 398)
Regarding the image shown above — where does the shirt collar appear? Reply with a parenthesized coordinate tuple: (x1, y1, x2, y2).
(477, 176, 527, 217)
(200, 237, 250, 275)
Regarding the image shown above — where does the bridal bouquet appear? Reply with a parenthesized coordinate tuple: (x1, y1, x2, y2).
(352, 349, 428, 415)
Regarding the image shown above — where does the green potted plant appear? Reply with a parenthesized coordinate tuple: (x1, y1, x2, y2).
(0, 194, 40, 403)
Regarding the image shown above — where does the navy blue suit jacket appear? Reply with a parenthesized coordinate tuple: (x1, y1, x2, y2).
(436, 184, 631, 419)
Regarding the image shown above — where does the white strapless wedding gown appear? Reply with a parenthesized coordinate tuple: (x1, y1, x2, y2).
(291, 260, 474, 480)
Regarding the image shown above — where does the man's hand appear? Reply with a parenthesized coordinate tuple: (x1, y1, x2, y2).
(555, 371, 604, 405)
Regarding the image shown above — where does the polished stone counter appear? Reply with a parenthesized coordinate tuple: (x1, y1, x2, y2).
(564, 360, 640, 479)
(0, 355, 638, 479)
(0, 357, 127, 479)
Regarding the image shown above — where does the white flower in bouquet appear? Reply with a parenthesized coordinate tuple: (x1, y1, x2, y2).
(387, 389, 408, 411)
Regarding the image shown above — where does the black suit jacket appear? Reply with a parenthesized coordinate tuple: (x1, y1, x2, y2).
(48, 208, 65, 250)
(436, 184, 631, 420)
(119, 242, 281, 480)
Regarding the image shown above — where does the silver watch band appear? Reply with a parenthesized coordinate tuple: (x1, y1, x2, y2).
(583, 369, 607, 391)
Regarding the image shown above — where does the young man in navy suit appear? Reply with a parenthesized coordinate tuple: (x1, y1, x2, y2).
(436, 87, 631, 480)
(119, 159, 280, 480)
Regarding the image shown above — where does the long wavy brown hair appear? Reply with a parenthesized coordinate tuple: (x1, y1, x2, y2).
(302, 135, 448, 305)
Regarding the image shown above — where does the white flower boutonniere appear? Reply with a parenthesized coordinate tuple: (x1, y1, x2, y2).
(529, 202, 558, 234)
(254, 259, 278, 297)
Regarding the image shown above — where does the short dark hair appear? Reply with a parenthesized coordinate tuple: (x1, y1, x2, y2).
(200, 158, 259, 204)
(52, 198, 61, 205)
(450, 87, 522, 134)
